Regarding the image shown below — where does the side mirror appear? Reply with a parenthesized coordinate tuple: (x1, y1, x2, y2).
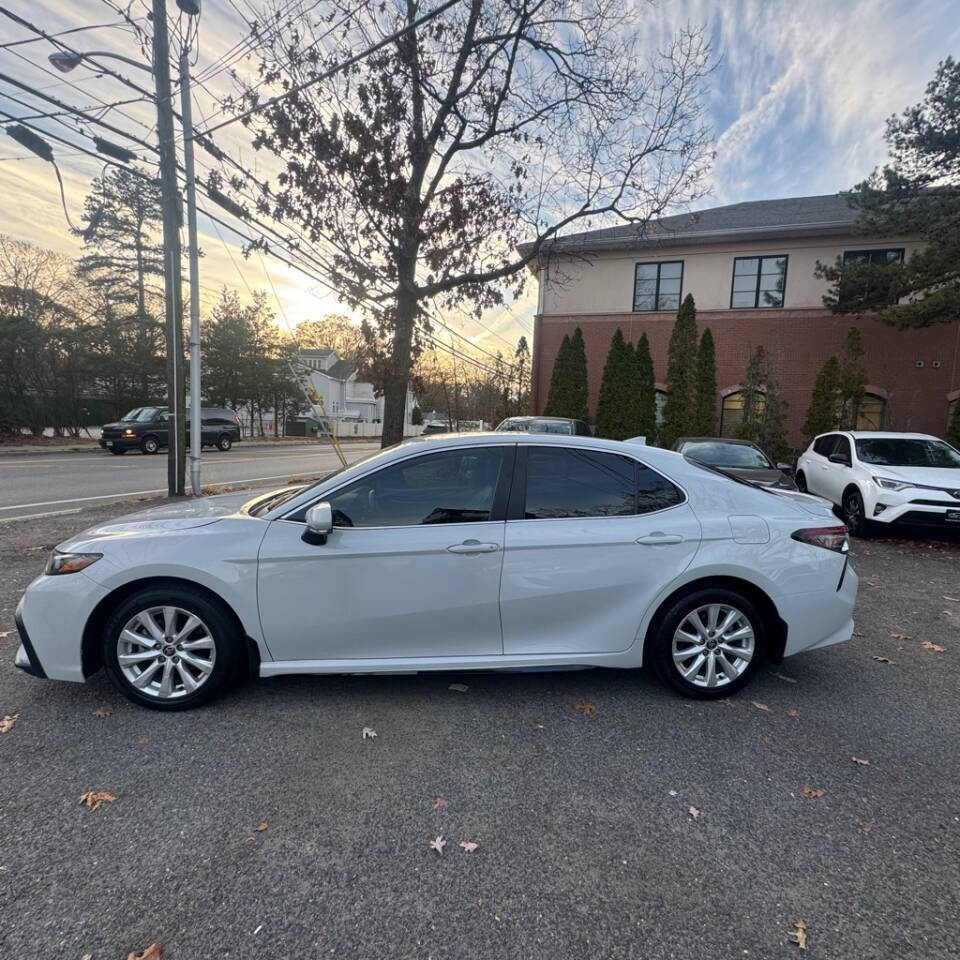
(828, 453, 850, 465)
(777, 462, 793, 474)
(301, 502, 333, 545)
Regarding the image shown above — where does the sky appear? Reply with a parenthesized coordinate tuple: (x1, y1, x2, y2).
(0, 0, 957, 361)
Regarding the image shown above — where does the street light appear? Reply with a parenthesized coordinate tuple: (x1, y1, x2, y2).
(49, 49, 152, 74)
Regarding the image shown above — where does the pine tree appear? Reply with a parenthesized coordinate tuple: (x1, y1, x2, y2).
(947, 399, 960, 449)
(567, 326, 589, 422)
(411, 405, 423, 425)
(758, 359, 789, 462)
(595, 329, 635, 439)
(837, 327, 867, 428)
(661, 294, 699, 447)
(694, 327, 717, 435)
(542, 334, 571, 416)
(802, 355, 841, 445)
(738, 345, 767, 442)
(633, 332, 657, 441)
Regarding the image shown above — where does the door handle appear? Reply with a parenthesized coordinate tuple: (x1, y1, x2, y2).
(447, 540, 500, 555)
(636, 532, 684, 545)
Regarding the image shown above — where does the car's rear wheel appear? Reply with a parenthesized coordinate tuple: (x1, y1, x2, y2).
(842, 488, 870, 538)
(795, 471, 807, 493)
(102, 586, 243, 710)
(216, 433, 233, 452)
(650, 588, 765, 699)
(141, 435, 160, 455)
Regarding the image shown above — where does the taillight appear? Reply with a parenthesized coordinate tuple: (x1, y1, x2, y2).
(791, 526, 849, 553)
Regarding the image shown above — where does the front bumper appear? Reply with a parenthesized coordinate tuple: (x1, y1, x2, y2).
(14, 601, 46, 678)
(868, 495, 960, 528)
(99, 436, 140, 450)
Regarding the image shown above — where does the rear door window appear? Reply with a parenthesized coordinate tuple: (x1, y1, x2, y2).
(813, 435, 839, 457)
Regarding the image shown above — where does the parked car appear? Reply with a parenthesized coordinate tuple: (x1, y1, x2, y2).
(496, 415, 592, 436)
(796, 431, 960, 536)
(99, 406, 242, 455)
(420, 422, 449, 435)
(673, 437, 797, 490)
(16, 433, 856, 710)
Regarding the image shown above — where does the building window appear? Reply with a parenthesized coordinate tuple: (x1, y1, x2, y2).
(845, 393, 886, 431)
(843, 249, 904, 267)
(731, 256, 787, 309)
(720, 390, 765, 437)
(634, 261, 683, 312)
(654, 389, 668, 426)
(840, 249, 904, 308)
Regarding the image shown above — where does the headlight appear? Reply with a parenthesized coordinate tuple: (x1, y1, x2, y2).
(45, 551, 102, 575)
(872, 475, 911, 492)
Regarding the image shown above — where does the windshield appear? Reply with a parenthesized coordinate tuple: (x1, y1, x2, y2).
(682, 441, 773, 469)
(683, 455, 778, 494)
(121, 407, 162, 422)
(855, 438, 960, 468)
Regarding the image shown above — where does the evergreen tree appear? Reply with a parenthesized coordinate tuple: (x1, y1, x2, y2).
(661, 294, 699, 447)
(757, 359, 789, 462)
(567, 326, 590, 422)
(802, 355, 841, 445)
(633, 332, 657, 441)
(837, 327, 868, 428)
(595, 329, 636, 439)
(514, 335, 530, 415)
(411, 405, 423, 426)
(738, 345, 767, 442)
(694, 327, 717, 435)
(947, 399, 960, 449)
(542, 333, 571, 416)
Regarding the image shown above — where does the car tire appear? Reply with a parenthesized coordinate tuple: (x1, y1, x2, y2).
(110, 448, 126, 456)
(102, 585, 244, 711)
(141, 435, 160, 455)
(795, 471, 807, 493)
(841, 488, 871, 538)
(216, 433, 233, 452)
(650, 588, 766, 700)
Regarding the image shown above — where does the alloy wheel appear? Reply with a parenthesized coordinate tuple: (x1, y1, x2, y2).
(117, 606, 216, 700)
(671, 603, 755, 689)
(844, 493, 863, 531)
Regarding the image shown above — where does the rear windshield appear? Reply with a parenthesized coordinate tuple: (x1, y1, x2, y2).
(855, 438, 960, 468)
(681, 441, 772, 469)
(497, 419, 574, 434)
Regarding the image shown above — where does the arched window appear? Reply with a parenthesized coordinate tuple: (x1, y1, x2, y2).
(720, 390, 765, 438)
(841, 393, 887, 431)
(654, 389, 668, 426)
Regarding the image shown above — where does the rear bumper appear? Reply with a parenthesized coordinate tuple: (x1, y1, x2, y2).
(780, 563, 858, 657)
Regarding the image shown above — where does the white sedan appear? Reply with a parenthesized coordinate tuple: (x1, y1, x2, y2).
(15, 433, 857, 709)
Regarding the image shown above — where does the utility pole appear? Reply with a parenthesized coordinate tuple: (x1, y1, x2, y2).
(179, 46, 202, 496)
(151, 0, 185, 496)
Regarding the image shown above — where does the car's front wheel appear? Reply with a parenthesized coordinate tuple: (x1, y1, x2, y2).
(842, 488, 870, 538)
(102, 586, 243, 710)
(650, 588, 765, 699)
(795, 471, 807, 493)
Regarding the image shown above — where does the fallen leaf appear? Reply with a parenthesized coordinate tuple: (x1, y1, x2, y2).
(789, 920, 808, 950)
(0, 713, 19, 734)
(93, 706, 114, 718)
(943, 596, 960, 602)
(459, 840, 479, 853)
(921, 640, 945, 652)
(361, 727, 377, 740)
(531, 721, 544, 729)
(433, 796, 449, 809)
(773, 672, 798, 684)
(137, 736, 149, 746)
(688, 806, 700, 819)
(0, 630, 9, 638)
(890, 632, 912, 641)
(79, 790, 116, 811)
(255, 821, 268, 832)
(668, 789, 678, 796)
(126, 944, 163, 960)
(800, 785, 824, 799)
(751, 701, 771, 712)
(858, 822, 872, 834)
(786, 708, 800, 718)
(872, 656, 895, 665)
(448, 682, 469, 692)
(852, 756, 870, 765)
(429, 835, 446, 855)
(574, 702, 596, 715)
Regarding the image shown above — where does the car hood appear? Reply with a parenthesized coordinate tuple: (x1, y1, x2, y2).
(57, 491, 257, 549)
(866, 465, 960, 491)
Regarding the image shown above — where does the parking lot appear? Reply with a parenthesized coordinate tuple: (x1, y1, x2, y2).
(1, 500, 959, 959)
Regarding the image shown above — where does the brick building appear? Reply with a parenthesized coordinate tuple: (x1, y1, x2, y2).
(526, 195, 960, 445)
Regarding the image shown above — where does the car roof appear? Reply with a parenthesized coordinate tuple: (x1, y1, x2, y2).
(499, 415, 581, 423)
(819, 431, 942, 441)
(676, 437, 760, 446)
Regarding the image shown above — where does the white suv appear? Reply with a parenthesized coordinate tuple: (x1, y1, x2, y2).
(796, 431, 960, 536)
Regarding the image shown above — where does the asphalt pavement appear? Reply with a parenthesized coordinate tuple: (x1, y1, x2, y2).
(1, 500, 958, 959)
(0, 442, 381, 521)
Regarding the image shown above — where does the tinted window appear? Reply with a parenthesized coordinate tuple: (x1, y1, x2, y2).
(524, 448, 636, 518)
(855, 438, 960, 468)
(833, 436, 852, 461)
(327, 448, 504, 527)
(637, 463, 684, 513)
(813, 435, 839, 457)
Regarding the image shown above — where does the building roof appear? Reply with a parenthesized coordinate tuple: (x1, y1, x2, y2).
(299, 348, 336, 358)
(326, 358, 357, 380)
(521, 193, 861, 258)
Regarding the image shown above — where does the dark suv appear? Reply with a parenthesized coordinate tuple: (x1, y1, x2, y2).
(99, 406, 242, 455)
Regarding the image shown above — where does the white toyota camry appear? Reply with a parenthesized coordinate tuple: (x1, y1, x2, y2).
(15, 433, 857, 709)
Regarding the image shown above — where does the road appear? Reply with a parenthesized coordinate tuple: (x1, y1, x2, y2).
(0, 442, 381, 521)
(1, 502, 958, 959)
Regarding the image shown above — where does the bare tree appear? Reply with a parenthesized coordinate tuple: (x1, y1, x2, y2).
(237, 0, 713, 444)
